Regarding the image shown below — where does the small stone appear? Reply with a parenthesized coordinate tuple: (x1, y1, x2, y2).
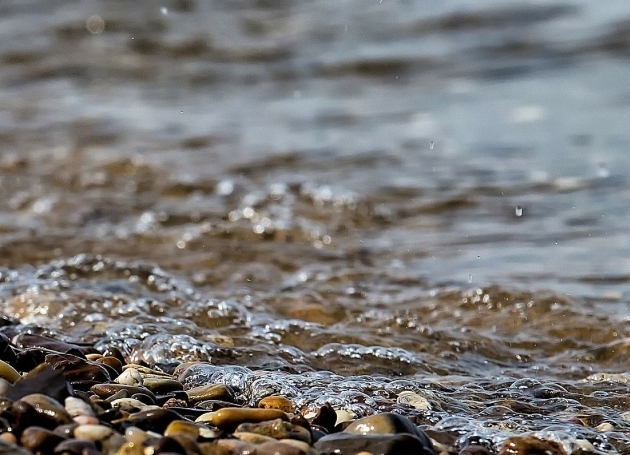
(74, 415, 100, 425)
(344, 413, 432, 447)
(233, 432, 276, 444)
(20, 426, 66, 454)
(256, 441, 308, 455)
(74, 424, 126, 454)
(153, 435, 187, 454)
(0, 433, 16, 445)
(115, 368, 143, 386)
(0, 360, 20, 384)
(186, 383, 233, 404)
(54, 438, 100, 455)
(397, 391, 432, 411)
(258, 396, 294, 413)
(315, 433, 437, 455)
(19, 393, 73, 426)
(0, 437, 32, 454)
(114, 408, 185, 434)
(335, 409, 355, 426)
(110, 397, 156, 412)
(95, 356, 124, 376)
(91, 384, 156, 402)
(6, 364, 71, 403)
(498, 436, 564, 455)
(236, 419, 311, 443)
(139, 377, 183, 394)
(65, 397, 95, 417)
(164, 420, 200, 439)
(195, 407, 289, 430)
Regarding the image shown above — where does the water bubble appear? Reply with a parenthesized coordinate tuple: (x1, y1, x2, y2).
(86, 15, 105, 34)
(430, 141, 434, 150)
(515, 206, 523, 217)
(160, 7, 168, 15)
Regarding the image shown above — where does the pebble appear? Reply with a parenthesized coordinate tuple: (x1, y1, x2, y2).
(54, 438, 101, 455)
(115, 368, 143, 386)
(19, 426, 66, 454)
(498, 436, 564, 455)
(196, 407, 289, 429)
(236, 419, 311, 443)
(315, 433, 437, 455)
(19, 393, 74, 426)
(110, 397, 156, 412)
(91, 383, 156, 402)
(74, 423, 126, 453)
(74, 415, 100, 425)
(233, 432, 277, 444)
(397, 391, 432, 411)
(186, 383, 234, 404)
(258, 396, 294, 413)
(257, 441, 308, 455)
(0, 433, 17, 444)
(65, 396, 96, 417)
(335, 409, 355, 426)
(141, 377, 183, 394)
(0, 360, 20, 383)
(164, 420, 200, 439)
(0, 437, 32, 455)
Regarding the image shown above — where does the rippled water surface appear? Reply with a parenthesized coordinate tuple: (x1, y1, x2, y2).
(3, 0, 630, 452)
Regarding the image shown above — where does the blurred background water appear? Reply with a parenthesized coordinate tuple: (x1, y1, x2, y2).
(3, 0, 630, 450)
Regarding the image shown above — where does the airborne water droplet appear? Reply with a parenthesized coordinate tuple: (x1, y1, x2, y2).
(597, 162, 610, 178)
(515, 206, 523, 217)
(430, 141, 434, 150)
(160, 7, 168, 15)
(468, 274, 473, 283)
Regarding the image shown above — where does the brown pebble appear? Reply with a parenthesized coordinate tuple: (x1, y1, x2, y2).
(73, 415, 99, 425)
(258, 396, 294, 413)
(196, 407, 289, 430)
(90, 383, 156, 402)
(164, 420, 200, 439)
(0, 432, 17, 444)
(95, 356, 123, 376)
(20, 426, 66, 454)
(498, 436, 564, 455)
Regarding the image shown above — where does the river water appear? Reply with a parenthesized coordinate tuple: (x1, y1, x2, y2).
(2, 0, 630, 452)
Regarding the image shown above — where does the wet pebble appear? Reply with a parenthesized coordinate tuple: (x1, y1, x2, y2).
(54, 438, 100, 455)
(65, 396, 95, 417)
(19, 393, 74, 426)
(91, 383, 156, 402)
(115, 368, 143, 386)
(20, 426, 66, 454)
(315, 433, 437, 455)
(164, 419, 200, 439)
(186, 383, 234, 404)
(397, 391, 432, 411)
(236, 419, 311, 443)
(0, 437, 31, 454)
(141, 377, 183, 394)
(196, 407, 289, 430)
(258, 396, 294, 413)
(0, 360, 20, 383)
(74, 424, 126, 454)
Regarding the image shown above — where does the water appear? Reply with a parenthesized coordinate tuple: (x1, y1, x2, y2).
(2, 0, 630, 452)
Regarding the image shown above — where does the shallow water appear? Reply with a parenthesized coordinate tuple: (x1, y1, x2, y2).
(2, 0, 630, 452)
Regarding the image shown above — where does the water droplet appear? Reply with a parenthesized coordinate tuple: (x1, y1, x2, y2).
(160, 6, 168, 15)
(86, 15, 105, 34)
(597, 162, 610, 178)
(515, 206, 523, 217)
(468, 274, 473, 283)
(430, 141, 434, 150)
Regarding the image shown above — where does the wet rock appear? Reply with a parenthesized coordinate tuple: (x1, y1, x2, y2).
(153, 435, 187, 454)
(236, 419, 311, 443)
(73, 424, 126, 453)
(498, 436, 564, 455)
(142, 377, 183, 395)
(234, 431, 277, 443)
(258, 396, 294, 413)
(315, 433, 437, 455)
(196, 407, 289, 430)
(460, 445, 491, 455)
(198, 441, 232, 455)
(115, 368, 143, 386)
(95, 356, 124, 376)
(45, 353, 114, 383)
(18, 393, 73, 427)
(311, 403, 337, 433)
(397, 391, 432, 411)
(0, 360, 20, 383)
(6, 364, 72, 402)
(335, 410, 355, 427)
(91, 383, 156, 402)
(0, 433, 16, 445)
(53, 438, 100, 455)
(196, 400, 241, 411)
(0, 437, 32, 455)
(186, 383, 234, 404)
(257, 441, 308, 455)
(164, 419, 201, 439)
(12, 334, 98, 356)
(110, 397, 156, 412)
(131, 393, 155, 405)
(65, 396, 95, 417)
(114, 408, 185, 434)
(20, 426, 67, 454)
(345, 413, 433, 446)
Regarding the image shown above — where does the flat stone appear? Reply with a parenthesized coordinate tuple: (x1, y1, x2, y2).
(186, 383, 234, 404)
(498, 436, 564, 455)
(344, 412, 434, 450)
(6, 364, 71, 402)
(19, 393, 73, 426)
(91, 383, 156, 402)
(0, 437, 32, 455)
(20, 426, 66, 454)
(195, 407, 289, 430)
(0, 360, 20, 383)
(236, 419, 311, 443)
(315, 433, 437, 455)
